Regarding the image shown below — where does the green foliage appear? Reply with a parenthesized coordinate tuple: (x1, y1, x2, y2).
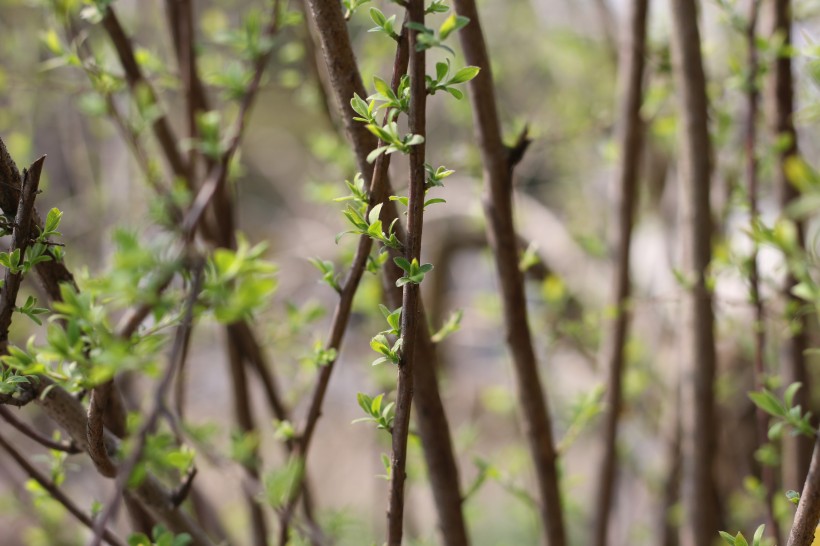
(427, 59, 480, 99)
(431, 309, 462, 343)
(338, 202, 402, 250)
(718, 524, 765, 546)
(393, 257, 433, 287)
(353, 392, 395, 432)
(749, 383, 815, 439)
(127, 525, 192, 546)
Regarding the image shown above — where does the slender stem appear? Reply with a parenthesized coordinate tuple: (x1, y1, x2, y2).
(773, 0, 812, 492)
(592, 0, 648, 543)
(787, 429, 820, 546)
(452, 0, 565, 543)
(0, 431, 127, 546)
(89, 264, 204, 546)
(387, 2, 426, 544)
(0, 406, 80, 453)
(744, 1, 781, 542)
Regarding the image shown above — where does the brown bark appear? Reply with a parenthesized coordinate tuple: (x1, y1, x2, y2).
(667, 0, 720, 544)
(592, 0, 648, 543)
(452, 1, 565, 544)
(787, 431, 820, 546)
(773, 0, 812, 492)
(387, 2, 426, 543)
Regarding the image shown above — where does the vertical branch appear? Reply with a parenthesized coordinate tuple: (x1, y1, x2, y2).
(668, 0, 720, 544)
(387, 1, 426, 544)
(592, 0, 649, 543)
(453, 0, 566, 544)
(773, 0, 812, 491)
(787, 430, 820, 546)
(745, 1, 781, 541)
(303, 3, 469, 544)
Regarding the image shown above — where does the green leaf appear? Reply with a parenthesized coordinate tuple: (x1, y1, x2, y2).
(393, 257, 411, 272)
(786, 489, 800, 505)
(438, 14, 469, 40)
(448, 66, 480, 84)
(435, 61, 449, 82)
(749, 390, 786, 418)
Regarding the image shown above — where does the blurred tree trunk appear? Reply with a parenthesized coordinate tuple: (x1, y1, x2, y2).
(772, 0, 812, 492)
(668, 0, 720, 544)
(592, 0, 648, 543)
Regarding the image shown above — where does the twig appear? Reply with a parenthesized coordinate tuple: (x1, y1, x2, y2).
(0, 431, 127, 546)
(386, 2, 426, 543)
(774, 0, 813, 490)
(0, 406, 80, 453)
(787, 429, 820, 545)
(743, 1, 781, 542)
(100, 6, 189, 180)
(89, 262, 204, 546)
(592, 0, 649, 544)
(453, 0, 566, 543)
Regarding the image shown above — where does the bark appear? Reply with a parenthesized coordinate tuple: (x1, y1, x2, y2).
(453, 0, 565, 544)
(773, 0, 812, 492)
(387, 4, 426, 542)
(787, 431, 820, 546)
(592, 0, 649, 543)
(668, 0, 720, 544)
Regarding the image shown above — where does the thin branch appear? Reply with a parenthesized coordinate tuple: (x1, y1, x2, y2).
(592, 0, 649, 544)
(0, 406, 80, 453)
(787, 429, 820, 546)
(773, 0, 813, 491)
(0, 431, 127, 546)
(744, 1, 781, 541)
(387, 1, 426, 543)
(453, 0, 566, 543)
(90, 262, 204, 546)
(100, 6, 189, 180)
(278, 18, 411, 545)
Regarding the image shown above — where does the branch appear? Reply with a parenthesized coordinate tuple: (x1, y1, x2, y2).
(453, 0, 567, 543)
(302, 2, 469, 543)
(0, 406, 80, 453)
(90, 262, 204, 546)
(592, 0, 648, 544)
(0, 431, 127, 546)
(787, 430, 820, 546)
(387, 2, 426, 544)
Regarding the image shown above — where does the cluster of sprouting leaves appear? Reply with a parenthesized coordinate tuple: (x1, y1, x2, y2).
(369, 304, 402, 366)
(353, 392, 395, 432)
(127, 525, 192, 546)
(749, 382, 815, 439)
(202, 235, 278, 324)
(719, 524, 765, 546)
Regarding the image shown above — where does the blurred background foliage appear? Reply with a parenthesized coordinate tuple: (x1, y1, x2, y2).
(2, 0, 820, 544)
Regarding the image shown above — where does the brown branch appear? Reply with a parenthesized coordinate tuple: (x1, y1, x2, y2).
(181, 0, 283, 239)
(90, 262, 204, 546)
(387, 2, 425, 543)
(452, 0, 566, 543)
(0, 155, 44, 339)
(668, 0, 720, 543)
(303, 2, 469, 544)
(0, 431, 127, 546)
(744, 1, 781, 542)
(592, 0, 648, 544)
(787, 430, 820, 546)
(0, 406, 80, 453)
(100, 6, 189, 181)
(278, 18, 411, 545)
(773, 0, 813, 491)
